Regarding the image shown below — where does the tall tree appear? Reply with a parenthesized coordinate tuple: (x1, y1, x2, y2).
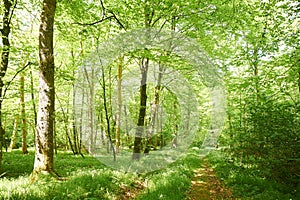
(83, 65, 95, 154)
(132, 0, 152, 160)
(20, 73, 28, 154)
(33, 0, 56, 173)
(115, 56, 123, 153)
(132, 58, 149, 160)
(0, 0, 15, 171)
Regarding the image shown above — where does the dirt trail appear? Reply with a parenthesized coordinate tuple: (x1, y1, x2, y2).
(186, 159, 233, 200)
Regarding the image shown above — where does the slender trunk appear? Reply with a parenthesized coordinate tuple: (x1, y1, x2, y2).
(83, 66, 95, 154)
(57, 95, 75, 154)
(30, 69, 37, 135)
(9, 115, 19, 151)
(0, 0, 13, 171)
(29, 10, 37, 140)
(298, 65, 300, 95)
(78, 87, 85, 157)
(71, 51, 79, 154)
(254, 56, 259, 101)
(72, 48, 84, 158)
(53, 113, 57, 154)
(133, 58, 149, 160)
(101, 64, 116, 161)
(116, 56, 123, 153)
(99, 109, 106, 145)
(172, 99, 178, 148)
(124, 105, 129, 143)
(109, 66, 114, 128)
(154, 106, 159, 148)
(72, 78, 78, 154)
(20, 73, 28, 154)
(228, 113, 233, 148)
(33, 0, 56, 174)
(78, 40, 85, 155)
(160, 102, 164, 149)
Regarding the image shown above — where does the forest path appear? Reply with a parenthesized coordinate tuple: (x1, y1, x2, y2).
(186, 158, 233, 200)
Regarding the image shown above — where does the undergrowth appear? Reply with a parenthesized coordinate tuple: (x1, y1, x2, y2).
(207, 150, 299, 200)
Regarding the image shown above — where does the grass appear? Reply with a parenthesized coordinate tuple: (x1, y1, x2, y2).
(207, 150, 299, 200)
(136, 152, 199, 200)
(0, 148, 201, 200)
(2, 147, 297, 199)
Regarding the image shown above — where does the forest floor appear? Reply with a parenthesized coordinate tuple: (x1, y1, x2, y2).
(118, 156, 234, 200)
(2, 149, 295, 199)
(185, 158, 233, 200)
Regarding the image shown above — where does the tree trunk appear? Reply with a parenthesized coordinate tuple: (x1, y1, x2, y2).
(101, 64, 116, 161)
(57, 95, 75, 154)
(20, 73, 28, 154)
(146, 64, 164, 151)
(83, 66, 95, 154)
(9, 115, 19, 151)
(30, 69, 37, 129)
(72, 85, 78, 154)
(115, 56, 123, 153)
(172, 99, 178, 148)
(0, 0, 13, 171)
(132, 58, 149, 160)
(123, 105, 129, 143)
(132, 0, 152, 160)
(33, 0, 56, 174)
(77, 87, 85, 157)
(297, 65, 300, 95)
(160, 103, 164, 149)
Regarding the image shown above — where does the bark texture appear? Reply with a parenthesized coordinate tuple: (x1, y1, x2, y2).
(0, 0, 13, 170)
(132, 58, 149, 160)
(33, 0, 56, 173)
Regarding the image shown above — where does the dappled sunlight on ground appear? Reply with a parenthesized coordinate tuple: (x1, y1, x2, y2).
(186, 159, 233, 200)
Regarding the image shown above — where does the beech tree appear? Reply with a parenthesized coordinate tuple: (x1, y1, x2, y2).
(33, 0, 56, 173)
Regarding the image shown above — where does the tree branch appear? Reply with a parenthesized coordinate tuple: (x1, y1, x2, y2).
(74, 0, 126, 30)
(8, 0, 18, 26)
(99, 0, 106, 16)
(3, 62, 32, 99)
(74, 16, 114, 26)
(109, 11, 126, 30)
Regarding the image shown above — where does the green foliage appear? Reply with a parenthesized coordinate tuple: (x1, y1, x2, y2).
(136, 153, 199, 200)
(137, 170, 190, 200)
(222, 87, 300, 198)
(208, 151, 298, 199)
(2, 149, 34, 177)
(0, 150, 138, 199)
